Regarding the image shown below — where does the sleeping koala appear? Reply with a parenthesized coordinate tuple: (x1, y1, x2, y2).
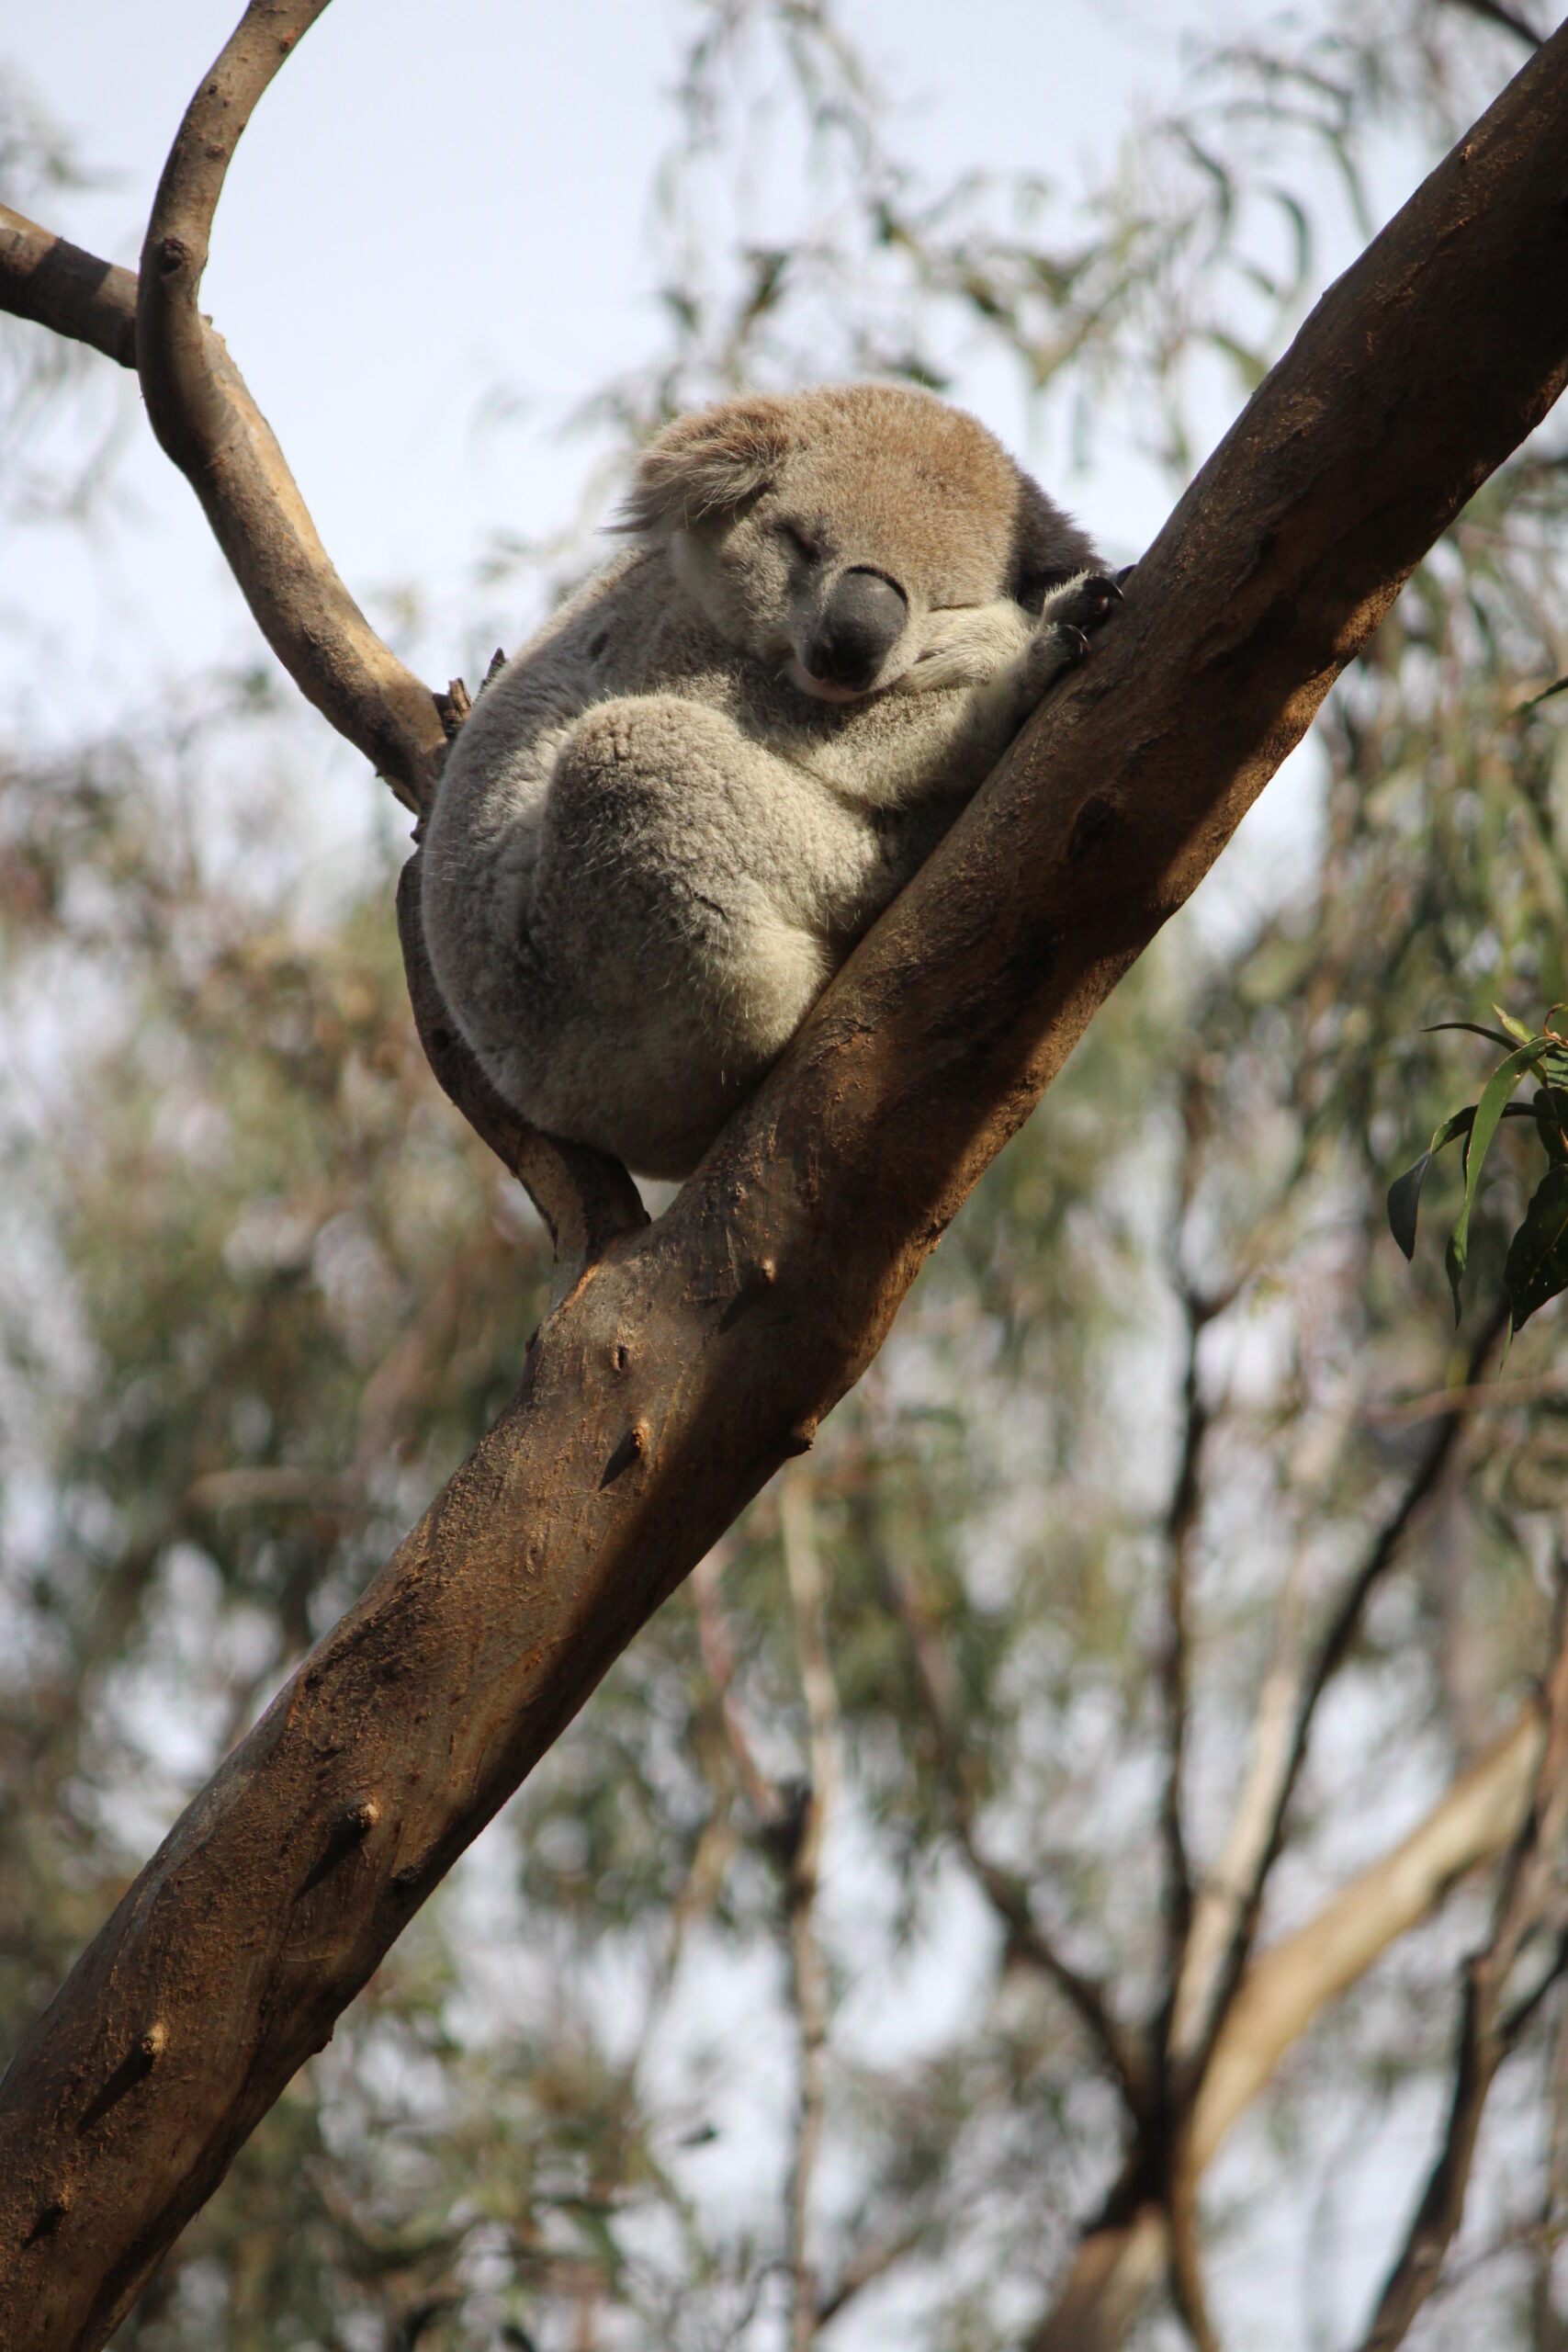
(421, 383, 1116, 1179)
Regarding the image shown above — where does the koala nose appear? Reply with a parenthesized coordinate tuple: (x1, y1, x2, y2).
(805, 568, 908, 692)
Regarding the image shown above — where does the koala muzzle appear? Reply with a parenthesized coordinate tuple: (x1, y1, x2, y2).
(804, 568, 908, 693)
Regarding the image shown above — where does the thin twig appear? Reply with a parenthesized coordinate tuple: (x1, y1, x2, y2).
(690, 1545, 782, 1825)
(1443, 0, 1544, 49)
(1183, 1295, 1510, 2089)
(1156, 1277, 1208, 2027)
(1355, 1563, 1568, 2351)
(879, 1540, 1151, 2116)
(780, 1468, 840, 2352)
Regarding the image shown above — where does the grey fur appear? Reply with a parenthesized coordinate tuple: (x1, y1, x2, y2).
(421, 383, 1106, 1179)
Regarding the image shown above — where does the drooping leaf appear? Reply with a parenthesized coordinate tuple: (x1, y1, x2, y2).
(1387, 1106, 1475, 1261)
(1426, 1020, 1525, 1053)
(1505, 1164, 1568, 1331)
(1535, 1088, 1568, 1166)
(1445, 1044, 1546, 1319)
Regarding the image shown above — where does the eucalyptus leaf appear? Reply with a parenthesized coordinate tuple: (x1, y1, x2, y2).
(1505, 1165, 1568, 1331)
(1445, 1043, 1545, 1319)
(1386, 1105, 1474, 1261)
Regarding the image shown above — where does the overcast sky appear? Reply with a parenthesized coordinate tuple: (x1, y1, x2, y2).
(4, 1, 1202, 748)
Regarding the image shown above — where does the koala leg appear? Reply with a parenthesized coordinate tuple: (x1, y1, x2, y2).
(526, 694, 875, 1174)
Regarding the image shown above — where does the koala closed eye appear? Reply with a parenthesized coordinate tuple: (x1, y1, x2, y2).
(420, 382, 1108, 1179)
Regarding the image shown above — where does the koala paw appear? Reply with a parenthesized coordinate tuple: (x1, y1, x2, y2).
(1038, 570, 1124, 637)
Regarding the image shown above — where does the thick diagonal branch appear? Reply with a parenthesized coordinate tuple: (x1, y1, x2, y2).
(4, 28, 1568, 2351)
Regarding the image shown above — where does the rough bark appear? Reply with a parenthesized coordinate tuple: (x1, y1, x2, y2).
(1, 20, 1567, 2351)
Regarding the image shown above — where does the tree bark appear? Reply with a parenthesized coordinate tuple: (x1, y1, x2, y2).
(2, 25, 1567, 2350)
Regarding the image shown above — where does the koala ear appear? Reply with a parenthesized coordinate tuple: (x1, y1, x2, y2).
(614, 397, 794, 537)
(1008, 471, 1099, 612)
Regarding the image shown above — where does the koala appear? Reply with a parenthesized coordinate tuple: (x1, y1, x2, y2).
(420, 382, 1116, 1179)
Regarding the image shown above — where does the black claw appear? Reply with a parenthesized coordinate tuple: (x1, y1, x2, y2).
(1065, 625, 1091, 662)
(1115, 562, 1138, 587)
(1052, 573, 1125, 637)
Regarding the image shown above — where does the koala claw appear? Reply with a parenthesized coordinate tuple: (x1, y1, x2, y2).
(1064, 624, 1092, 664)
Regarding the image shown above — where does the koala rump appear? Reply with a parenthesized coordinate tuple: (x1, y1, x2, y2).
(420, 382, 1112, 1181)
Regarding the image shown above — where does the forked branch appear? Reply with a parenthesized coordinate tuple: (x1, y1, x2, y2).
(1354, 1583, 1568, 2351)
(0, 3, 648, 1272)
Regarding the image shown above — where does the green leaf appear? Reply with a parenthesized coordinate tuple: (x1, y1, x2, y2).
(1386, 1106, 1474, 1261)
(1535, 1089, 1568, 1166)
(1445, 1043, 1544, 1320)
(1493, 1003, 1540, 1048)
(1505, 1165, 1568, 1331)
(1426, 1020, 1526, 1053)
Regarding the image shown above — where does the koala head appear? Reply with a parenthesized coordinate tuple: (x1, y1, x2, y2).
(615, 384, 1094, 703)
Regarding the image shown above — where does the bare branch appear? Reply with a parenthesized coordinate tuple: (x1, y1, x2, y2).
(130, 1, 450, 811)
(0, 207, 137, 368)
(1156, 1276, 1209, 2021)
(1354, 1584, 1568, 2351)
(1188, 1705, 1546, 2172)
(1444, 0, 1545, 49)
(880, 1542, 1151, 2113)
(1170, 1560, 1311, 2064)
(6, 32, 1568, 2342)
(1027, 2209, 1170, 2352)
(1152, 1066, 1230, 2109)
(0, 40, 649, 1267)
(780, 1469, 840, 2352)
(1181, 1295, 1509, 2084)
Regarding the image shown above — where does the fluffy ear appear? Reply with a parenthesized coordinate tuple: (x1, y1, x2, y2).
(614, 396, 794, 537)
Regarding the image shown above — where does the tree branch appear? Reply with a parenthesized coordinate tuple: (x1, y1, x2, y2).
(5, 28, 1568, 2346)
(1444, 0, 1544, 50)
(1354, 1580, 1568, 2352)
(879, 1539, 1151, 2113)
(131, 0, 449, 814)
(0, 20, 649, 1272)
(1028, 1702, 1547, 2349)
(1187, 1704, 1547, 2173)
(0, 208, 138, 368)
(1180, 1295, 1509, 2087)
(780, 1470, 840, 2352)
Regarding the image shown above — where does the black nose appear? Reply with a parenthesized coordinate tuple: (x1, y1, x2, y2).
(805, 568, 908, 692)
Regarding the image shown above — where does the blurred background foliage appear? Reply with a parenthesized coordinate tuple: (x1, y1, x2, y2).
(4, 3, 1568, 2347)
